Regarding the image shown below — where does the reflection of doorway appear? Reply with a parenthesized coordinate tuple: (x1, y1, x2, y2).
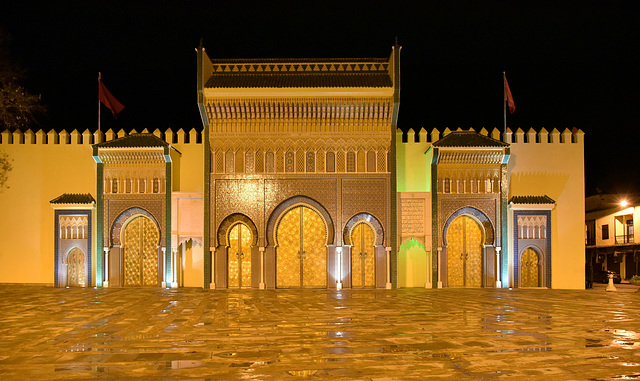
(228, 223, 252, 288)
(351, 222, 375, 288)
(122, 216, 159, 286)
(276, 206, 327, 288)
(66, 248, 86, 287)
(520, 248, 540, 287)
(447, 215, 483, 287)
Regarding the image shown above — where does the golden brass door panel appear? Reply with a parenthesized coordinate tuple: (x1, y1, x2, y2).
(446, 216, 483, 288)
(351, 222, 375, 288)
(521, 248, 540, 287)
(123, 216, 159, 287)
(276, 206, 327, 288)
(66, 248, 85, 287)
(228, 223, 252, 288)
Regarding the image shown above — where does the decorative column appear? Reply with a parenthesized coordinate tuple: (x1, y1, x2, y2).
(161, 247, 167, 287)
(336, 247, 343, 290)
(259, 247, 265, 289)
(210, 247, 216, 289)
(437, 247, 443, 288)
(171, 247, 178, 288)
(103, 247, 110, 287)
(425, 248, 432, 289)
(385, 247, 392, 289)
(495, 247, 502, 288)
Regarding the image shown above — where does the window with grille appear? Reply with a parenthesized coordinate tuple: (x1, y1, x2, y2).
(276, 150, 284, 172)
(225, 150, 234, 173)
(245, 150, 254, 173)
(235, 150, 244, 173)
(306, 151, 315, 172)
(347, 152, 356, 172)
(316, 150, 325, 172)
(356, 150, 365, 172)
(286, 151, 295, 172)
(326, 151, 335, 172)
(255, 149, 264, 173)
(337, 150, 346, 172)
(377, 150, 386, 172)
(296, 149, 305, 172)
(266, 151, 275, 173)
(215, 151, 224, 173)
(367, 150, 376, 172)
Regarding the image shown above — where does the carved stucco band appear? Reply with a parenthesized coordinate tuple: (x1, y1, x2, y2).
(442, 206, 495, 246)
(343, 213, 384, 246)
(266, 195, 335, 246)
(217, 213, 259, 247)
(111, 207, 162, 246)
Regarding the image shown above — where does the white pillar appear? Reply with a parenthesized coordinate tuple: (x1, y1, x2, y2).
(425, 247, 432, 289)
(385, 246, 392, 289)
(171, 247, 178, 288)
(495, 247, 502, 288)
(259, 247, 265, 289)
(103, 247, 110, 287)
(437, 247, 443, 288)
(210, 247, 216, 289)
(606, 273, 617, 292)
(336, 247, 343, 290)
(161, 247, 167, 287)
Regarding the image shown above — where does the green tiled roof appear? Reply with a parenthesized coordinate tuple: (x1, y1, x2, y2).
(50, 193, 95, 204)
(509, 195, 556, 204)
(94, 134, 168, 148)
(433, 131, 509, 147)
(205, 73, 392, 88)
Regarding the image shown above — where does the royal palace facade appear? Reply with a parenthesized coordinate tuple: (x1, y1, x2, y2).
(0, 42, 586, 289)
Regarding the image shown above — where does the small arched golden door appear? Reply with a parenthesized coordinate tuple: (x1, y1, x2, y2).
(447, 215, 483, 287)
(228, 223, 252, 288)
(66, 248, 86, 287)
(520, 248, 541, 287)
(122, 215, 159, 286)
(350, 222, 376, 288)
(276, 206, 327, 288)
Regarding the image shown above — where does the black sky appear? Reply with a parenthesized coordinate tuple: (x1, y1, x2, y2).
(2, 0, 639, 196)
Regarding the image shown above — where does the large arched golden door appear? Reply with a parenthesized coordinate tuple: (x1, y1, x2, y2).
(123, 216, 159, 286)
(520, 248, 540, 287)
(276, 206, 327, 288)
(447, 215, 483, 287)
(66, 248, 85, 287)
(228, 223, 252, 288)
(351, 222, 376, 288)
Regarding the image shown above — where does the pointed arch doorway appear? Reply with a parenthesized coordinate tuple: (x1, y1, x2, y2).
(446, 215, 483, 287)
(122, 215, 160, 286)
(276, 206, 327, 288)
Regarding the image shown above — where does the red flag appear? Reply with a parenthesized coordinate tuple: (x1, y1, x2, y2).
(504, 77, 515, 114)
(98, 79, 125, 119)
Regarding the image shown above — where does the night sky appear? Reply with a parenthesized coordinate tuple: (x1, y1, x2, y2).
(2, 1, 639, 196)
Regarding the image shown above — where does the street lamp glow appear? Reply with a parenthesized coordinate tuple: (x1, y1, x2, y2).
(621, 200, 629, 207)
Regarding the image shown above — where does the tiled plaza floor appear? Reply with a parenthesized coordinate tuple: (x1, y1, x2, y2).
(0, 285, 639, 380)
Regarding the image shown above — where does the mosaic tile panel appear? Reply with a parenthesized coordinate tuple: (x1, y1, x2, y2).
(438, 197, 497, 247)
(341, 178, 388, 246)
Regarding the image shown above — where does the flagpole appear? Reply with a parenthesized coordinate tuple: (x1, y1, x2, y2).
(503, 71, 507, 133)
(98, 72, 101, 133)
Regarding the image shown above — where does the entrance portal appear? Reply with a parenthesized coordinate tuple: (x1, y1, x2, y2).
(276, 206, 327, 288)
(122, 216, 159, 286)
(351, 222, 375, 288)
(228, 223, 252, 288)
(520, 248, 540, 287)
(447, 215, 483, 287)
(66, 248, 86, 287)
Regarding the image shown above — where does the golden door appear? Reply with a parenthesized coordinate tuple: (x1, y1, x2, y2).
(66, 248, 85, 287)
(447, 216, 483, 287)
(276, 206, 327, 288)
(228, 223, 252, 288)
(520, 248, 540, 287)
(123, 216, 159, 286)
(351, 222, 376, 288)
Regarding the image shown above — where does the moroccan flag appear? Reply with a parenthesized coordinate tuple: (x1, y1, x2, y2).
(504, 76, 515, 114)
(98, 79, 125, 119)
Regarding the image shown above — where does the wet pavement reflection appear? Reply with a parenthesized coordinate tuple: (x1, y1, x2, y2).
(0, 285, 639, 379)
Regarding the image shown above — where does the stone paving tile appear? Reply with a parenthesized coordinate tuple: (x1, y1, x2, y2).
(0, 285, 639, 380)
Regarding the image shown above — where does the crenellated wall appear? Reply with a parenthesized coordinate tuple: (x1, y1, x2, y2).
(0, 128, 203, 286)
